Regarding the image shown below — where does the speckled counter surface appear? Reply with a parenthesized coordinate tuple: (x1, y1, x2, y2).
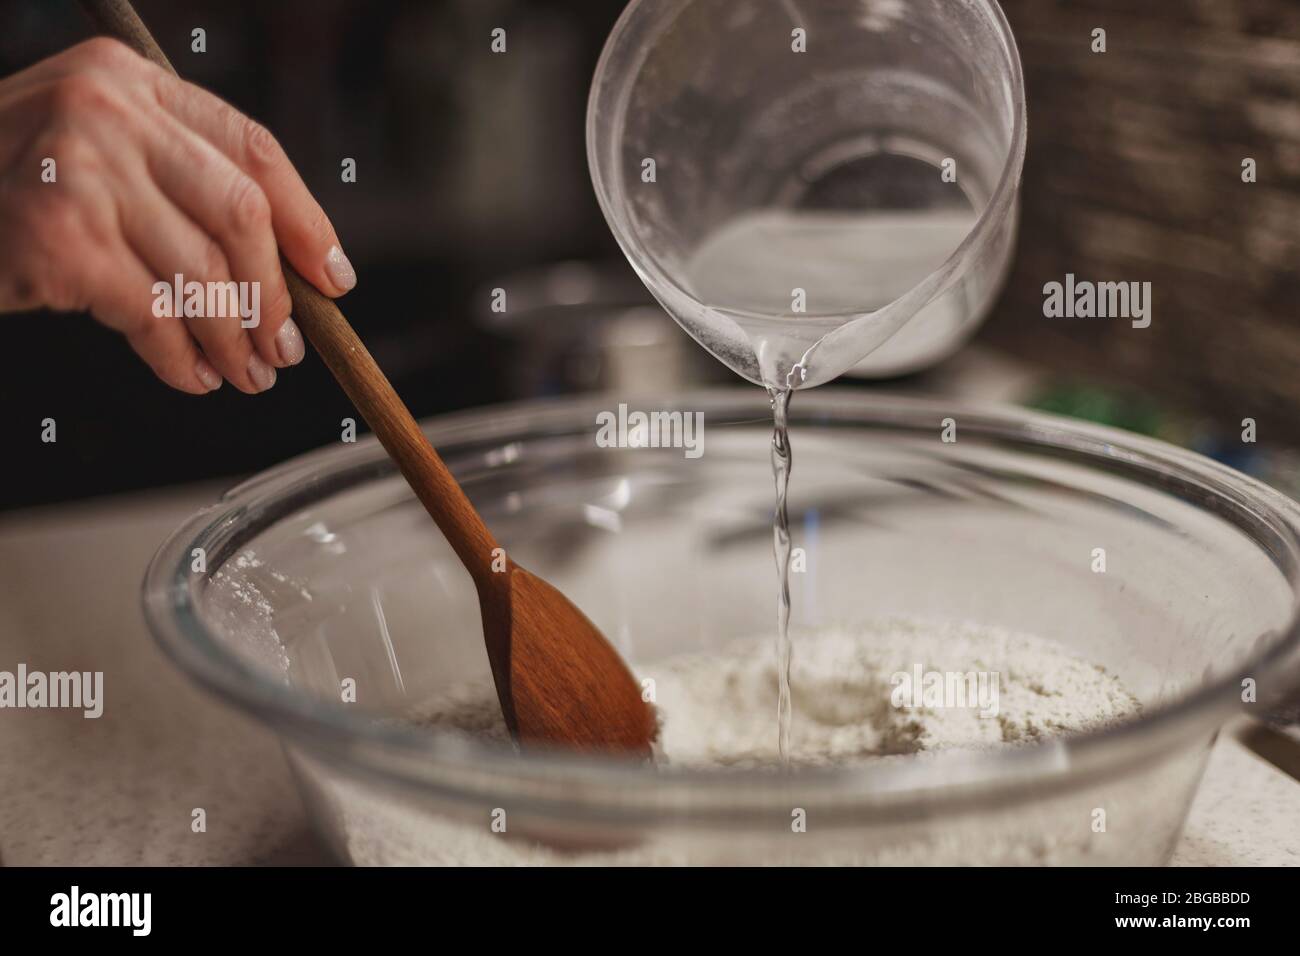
(1172, 726, 1300, 866)
(0, 482, 1297, 866)
(0, 484, 329, 866)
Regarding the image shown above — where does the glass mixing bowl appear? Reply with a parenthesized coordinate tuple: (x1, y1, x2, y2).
(143, 390, 1300, 865)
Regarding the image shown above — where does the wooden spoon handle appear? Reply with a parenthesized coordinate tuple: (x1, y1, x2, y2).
(78, 0, 501, 579)
(79, 0, 173, 70)
(281, 270, 500, 575)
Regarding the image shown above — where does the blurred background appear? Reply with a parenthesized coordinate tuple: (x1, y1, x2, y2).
(1, 0, 1299, 509)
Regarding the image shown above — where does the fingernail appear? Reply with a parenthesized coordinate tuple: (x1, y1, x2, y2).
(325, 245, 356, 293)
(247, 352, 277, 392)
(275, 317, 305, 366)
(195, 358, 223, 392)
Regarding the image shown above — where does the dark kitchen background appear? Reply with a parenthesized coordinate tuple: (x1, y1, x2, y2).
(2, 0, 1299, 510)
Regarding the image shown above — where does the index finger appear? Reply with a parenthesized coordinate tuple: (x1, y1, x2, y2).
(147, 72, 356, 298)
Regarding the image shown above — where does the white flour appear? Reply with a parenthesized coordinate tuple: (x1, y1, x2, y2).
(408, 618, 1140, 767)
(317, 618, 1157, 865)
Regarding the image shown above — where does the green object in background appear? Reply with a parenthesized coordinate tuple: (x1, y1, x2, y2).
(1029, 383, 1171, 440)
(1027, 382, 1300, 502)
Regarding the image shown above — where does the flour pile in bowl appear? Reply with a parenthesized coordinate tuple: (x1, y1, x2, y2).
(328, 618, 1152, 864)
(409, 618, 1141, 766)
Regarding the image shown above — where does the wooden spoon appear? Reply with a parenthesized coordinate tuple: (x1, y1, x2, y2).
(79, 0, 657, 756)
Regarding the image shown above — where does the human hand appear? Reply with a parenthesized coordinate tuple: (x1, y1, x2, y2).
(0, 37, 356, 394)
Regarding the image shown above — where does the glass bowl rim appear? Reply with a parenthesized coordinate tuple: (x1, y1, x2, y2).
(141, 388, 1300, 820)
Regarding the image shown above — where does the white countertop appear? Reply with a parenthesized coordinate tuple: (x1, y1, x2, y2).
(0, 479, 1297, 866)
(0, 483, 328, 865)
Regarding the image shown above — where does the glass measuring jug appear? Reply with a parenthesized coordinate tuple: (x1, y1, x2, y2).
(588, 0, 1027, 388)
